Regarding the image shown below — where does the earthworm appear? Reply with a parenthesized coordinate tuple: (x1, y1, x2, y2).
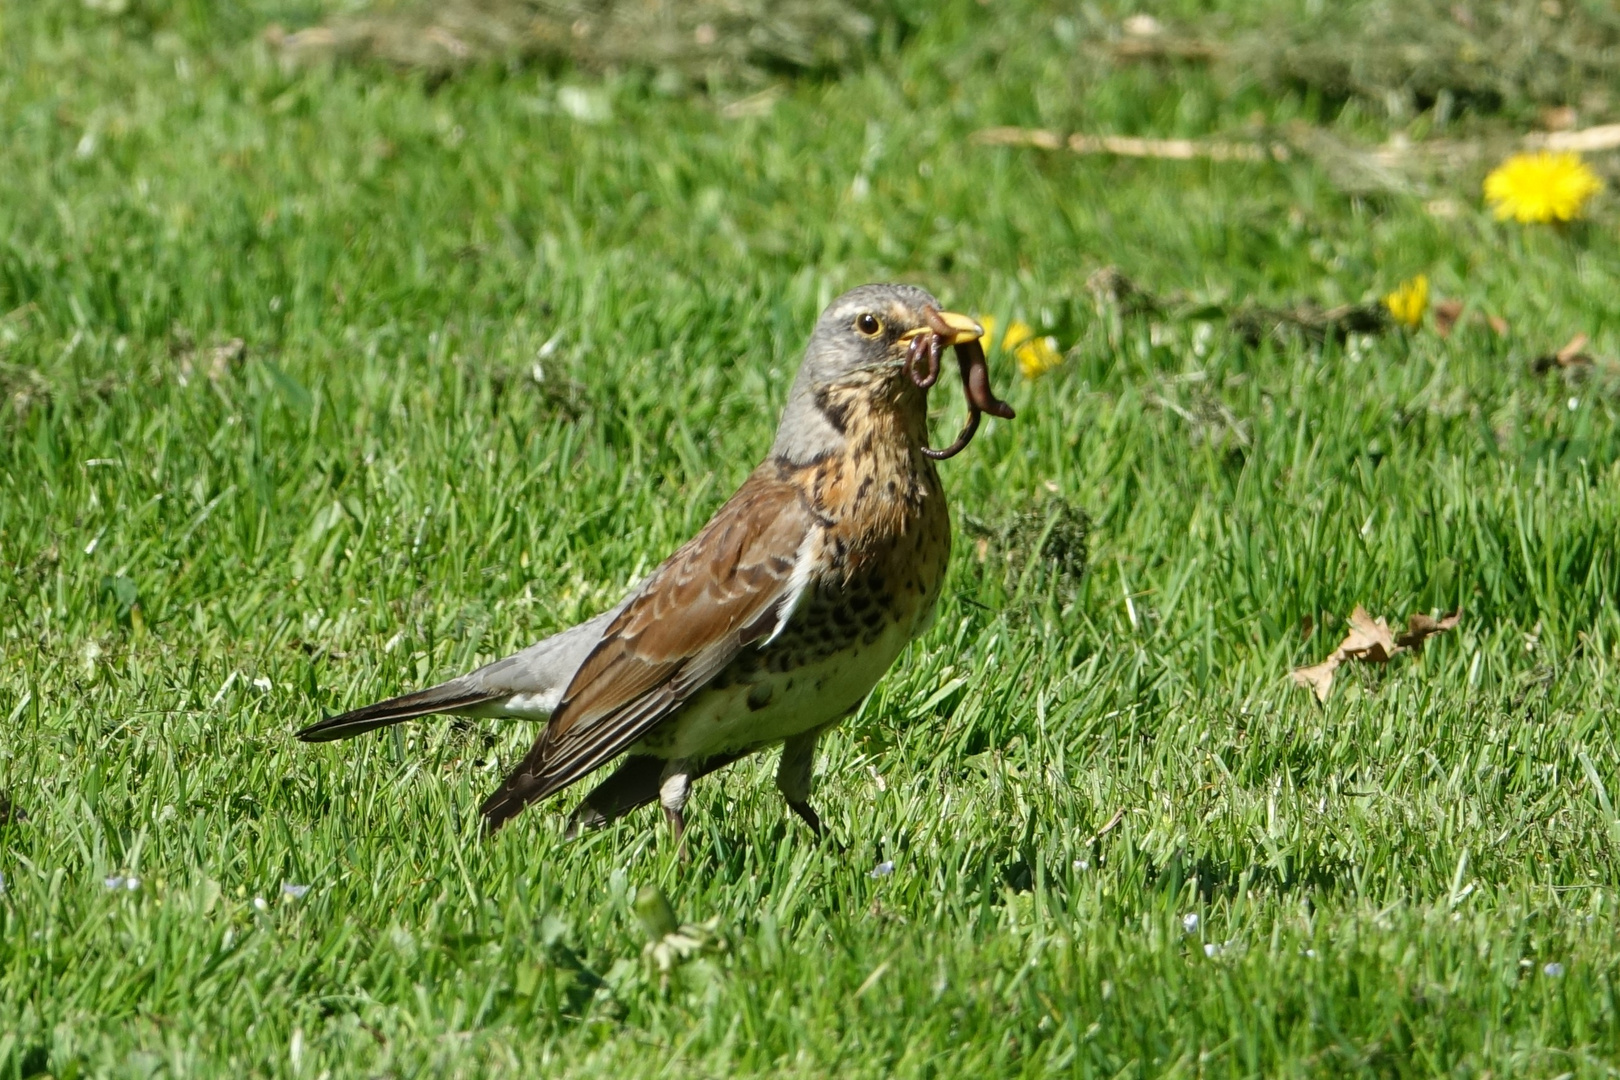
(906, 330, 942, 390)
(920, 336, 1016, 460)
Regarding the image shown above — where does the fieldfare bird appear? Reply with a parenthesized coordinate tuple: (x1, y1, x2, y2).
(298, 283, 1014, 841)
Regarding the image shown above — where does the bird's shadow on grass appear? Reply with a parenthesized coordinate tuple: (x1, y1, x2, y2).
(994, 844, 1358, 905)
(1148, 846, 1357, 902)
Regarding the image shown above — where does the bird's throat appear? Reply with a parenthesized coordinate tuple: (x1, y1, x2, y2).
(789, 381, 940, 530)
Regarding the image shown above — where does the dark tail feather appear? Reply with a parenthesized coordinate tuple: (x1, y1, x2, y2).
(479, 764, 557, 833)
(297, 682, 496, 742)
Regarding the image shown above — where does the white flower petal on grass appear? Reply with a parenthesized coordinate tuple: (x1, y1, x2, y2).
(1544, 961, 1565, 977)
(253, 896, 269, 912)
(252, 676, 273, 692)
(1123, 13, 1164, 36)
(281, 882, 310, 899)
(1181, 913, 1199, 933)
(1203, 942, 1220, 957)
(104, 875, 125, 890)
(125, 877, 139, 891)
(556, 86, 611, 124)
(868, 861, 895, 879)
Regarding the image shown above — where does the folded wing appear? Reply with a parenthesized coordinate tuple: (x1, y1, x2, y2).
(479, 466, 815, 830)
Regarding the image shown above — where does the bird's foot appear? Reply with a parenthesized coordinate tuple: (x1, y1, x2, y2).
(787, 799, 822, 836)
(788, 800, 844, 853)
(664, 805, 689, 862)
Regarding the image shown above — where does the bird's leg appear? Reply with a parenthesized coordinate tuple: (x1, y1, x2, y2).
(567, 751, 748, 839)
(658, 761, 694, 855)
(776, 730, 826, 838)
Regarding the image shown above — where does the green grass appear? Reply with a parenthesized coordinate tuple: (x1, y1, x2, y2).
(4, 0, 1620, 1075)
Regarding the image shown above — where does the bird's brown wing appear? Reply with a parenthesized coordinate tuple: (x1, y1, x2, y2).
(480, 465, 815, 830)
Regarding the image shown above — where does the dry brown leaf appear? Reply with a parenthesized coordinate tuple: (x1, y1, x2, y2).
(1487, 314, 1511, 337)
(1560, 333, 1591, 362)
(1533, 333, 1596, 375)
(1396, 610, 1462, 651)
(1433, 299, 1464, 338)
(1291, 605, 1461, 701)
(1290, 654, 1342, 702)
(1539, 105, 1579, 132)
(1341, 605, 1399, 663)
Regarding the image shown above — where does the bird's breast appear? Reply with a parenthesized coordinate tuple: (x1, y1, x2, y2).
(632, 411, 955, 764)
(640, 444, 952, 762)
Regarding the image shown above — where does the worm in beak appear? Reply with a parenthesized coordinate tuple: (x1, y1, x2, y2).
(908, 307, 1016, 460)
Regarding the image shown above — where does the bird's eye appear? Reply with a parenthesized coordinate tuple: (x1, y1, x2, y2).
(855, 313, 882, 336)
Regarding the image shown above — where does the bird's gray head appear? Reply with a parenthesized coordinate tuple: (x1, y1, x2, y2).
(771, 284, 982, 464)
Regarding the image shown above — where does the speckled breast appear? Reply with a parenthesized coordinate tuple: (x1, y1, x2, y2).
(716, 453, 950, 714)
(640, 439, 952, 763)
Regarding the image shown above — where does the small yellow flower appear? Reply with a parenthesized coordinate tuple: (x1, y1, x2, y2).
(976, 314, 1002, 350)
(1000, 319, 1034, 352)
(1483, 151, 1603, 223)
(1383, 275, 1429, 330)
(977, 315, 1063, 379)
(1014, 336, 1063, 379)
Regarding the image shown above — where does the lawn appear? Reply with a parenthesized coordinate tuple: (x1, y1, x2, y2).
(3, 0, 1620, 1075)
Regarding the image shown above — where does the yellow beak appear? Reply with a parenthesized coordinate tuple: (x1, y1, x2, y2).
(901, 309, 984, 347)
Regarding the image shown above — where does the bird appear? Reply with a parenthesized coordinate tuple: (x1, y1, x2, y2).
(297, 283, 1013, 843)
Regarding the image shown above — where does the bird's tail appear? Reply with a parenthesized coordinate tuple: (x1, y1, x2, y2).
(296, 681, 497, 742)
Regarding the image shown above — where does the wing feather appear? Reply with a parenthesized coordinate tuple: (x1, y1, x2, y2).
(480, 465, 815, 830)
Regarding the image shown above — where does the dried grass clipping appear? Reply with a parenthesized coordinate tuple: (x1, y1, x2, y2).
(268, 0, 887, 84)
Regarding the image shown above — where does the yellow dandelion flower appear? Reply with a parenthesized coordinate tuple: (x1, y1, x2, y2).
(975, 315, 1032, 351)
(1383, 274, 1429, 330)
(1000, 319, 1035, 352)
(976, 316, 1062, 379)
(976, 314, 998, 348)
(1483, 151, 1603, 223)
(1014, 336, 1063, 379)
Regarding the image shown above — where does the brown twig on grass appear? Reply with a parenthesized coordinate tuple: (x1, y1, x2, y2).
(974, 121, 1620, 197)
(973, 126, 1288, 163)
(1084, 265, 1393, 346)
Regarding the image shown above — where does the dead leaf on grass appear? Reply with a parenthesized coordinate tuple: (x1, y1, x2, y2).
(1291, 604, 1461, 702)
(172, 328, 247, 386)
(1396, 610, 1463, 651)
(1532, 332, 1595, 376)
(1433, 299, 1464, 338)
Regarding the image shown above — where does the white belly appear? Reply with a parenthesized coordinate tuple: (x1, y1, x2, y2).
(637, 617, 915, 762)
